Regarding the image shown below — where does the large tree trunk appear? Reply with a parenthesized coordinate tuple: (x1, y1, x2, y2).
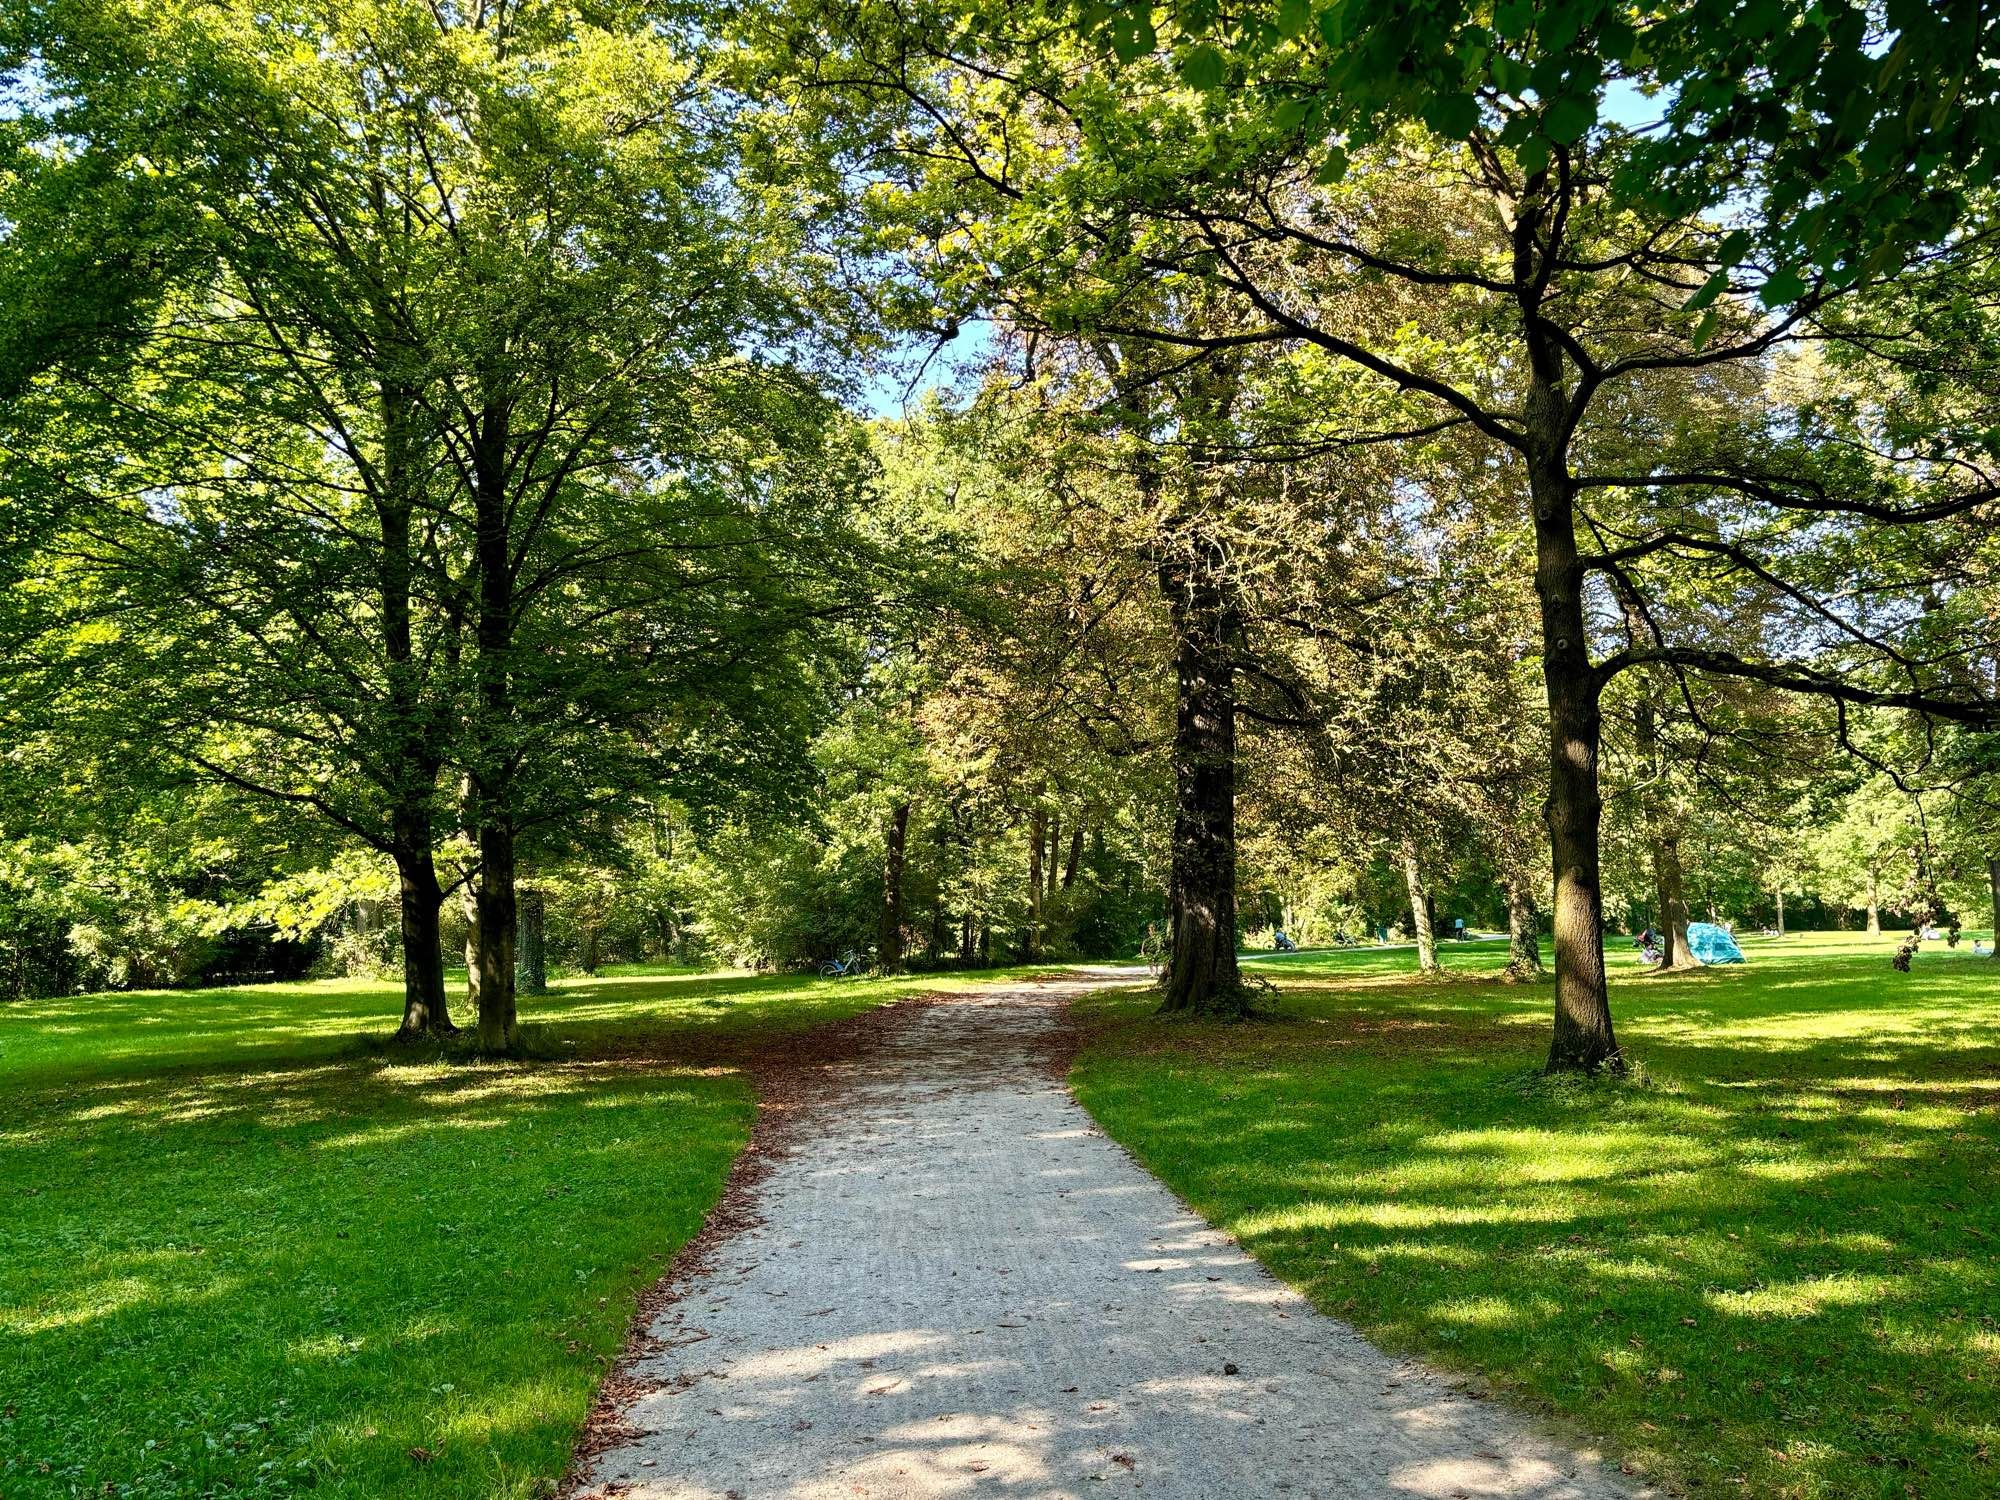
(1653, 829, 1698, 969)
(392, 826, 452, 1037)
(470, 404, 519, 1053)
(1062, 825, 1084, 889)
(1866, 866, 1882, 936)
(1774, 885, 1786, 938)
(880, 801, 910, 973)
(474, 824, 518, 1050)
(1401, 840, 1440, 975)
(460, 876, 482, 1009)
(376, 379, 450, 1036)
(516, 884, 548, 996)
(1156, 543, 1244, 1017)
(1527, 385, 1621, 1073)
(1504, 877, 1544, 978)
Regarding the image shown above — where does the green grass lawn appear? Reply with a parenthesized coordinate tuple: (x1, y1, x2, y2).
(0, 962, 1018, 1499)
(1072, 931, 2000, 1500)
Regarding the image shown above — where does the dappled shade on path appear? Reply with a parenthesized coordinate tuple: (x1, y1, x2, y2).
(575, 976, 1638, 1499)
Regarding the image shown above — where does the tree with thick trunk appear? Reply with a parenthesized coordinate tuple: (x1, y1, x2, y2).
(782, 0, 2000, 1075)
(1023, 800, 1047, 961)
(516, 885, 549, 996)
(471, 824, 518, 1050)
(466, 416, 520, 1054)
(1523, 367, 1622, 1072)
(1156, 539, 1246, 1017)
(1401, 840, 1440, 975)
(1652, 831, 1697, 971)
(460, 878, 483, 1008)
(378, 380, 455, 1036)
(1866, 867, 1883, 937)
(880, 801, 911, 972)
(1504, 878, 1544, 979)
(4, 82, 467, 1037)
(392, 813, 452, 1037)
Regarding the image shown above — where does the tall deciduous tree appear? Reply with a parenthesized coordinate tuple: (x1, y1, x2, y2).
(778, 0, 2000, 1062)
(6, 0, 869, 1045)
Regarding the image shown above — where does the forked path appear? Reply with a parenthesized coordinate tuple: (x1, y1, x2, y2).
(573, 975, 1643, 1500)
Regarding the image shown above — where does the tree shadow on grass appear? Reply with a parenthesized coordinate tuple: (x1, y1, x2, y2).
(1075, 949, 2000, 1498)
(0, 1048, 749, 1498)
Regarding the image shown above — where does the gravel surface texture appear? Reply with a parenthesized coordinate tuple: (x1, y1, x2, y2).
(571, 973, 1644, 1500)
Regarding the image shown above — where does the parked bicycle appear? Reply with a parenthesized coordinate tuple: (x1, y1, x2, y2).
(820, 950, 869, 978)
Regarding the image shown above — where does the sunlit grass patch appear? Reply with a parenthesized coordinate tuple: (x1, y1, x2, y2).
(0, 961, 1024, 1498)
(1072, 930, 2000, 1499)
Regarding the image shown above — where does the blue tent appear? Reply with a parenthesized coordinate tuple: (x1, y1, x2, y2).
(1687, 922, 1745, 964)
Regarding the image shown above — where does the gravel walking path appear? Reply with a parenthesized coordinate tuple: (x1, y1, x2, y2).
(571, 973, 1643, 1500)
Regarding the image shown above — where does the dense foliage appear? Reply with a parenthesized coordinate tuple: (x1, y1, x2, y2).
(2, 0, 1996, 1067)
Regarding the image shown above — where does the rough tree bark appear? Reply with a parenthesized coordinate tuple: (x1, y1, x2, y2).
(1653, 829, 1697, 970)
(1504, 877, 1544, 978)
(1526, 370, 1621, 1072)
(516, 885, 548, 996)
(1062, 825, 1084, 890)
(1155, 540, 1245, 1017)
(1401, 840, 1440, 975)
(469, 406, 518, 1053)
(378, 380, 452, 1037)
(460, 879, 482, 1009)
(880, 801, 911, 973)
(392, 811, 451, 1037)
(1866, 867, 1882, 936)
(1774, 886, 1786, 938)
